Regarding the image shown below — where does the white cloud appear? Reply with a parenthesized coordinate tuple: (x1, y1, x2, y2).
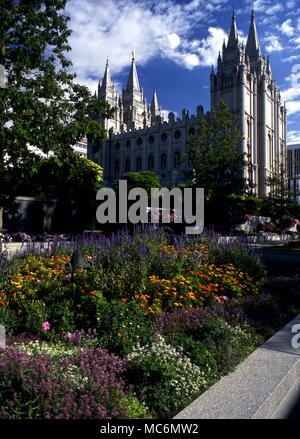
(279, 19, 294, 36)
(161, 109, 178, 120)
(167, 33, 181, 50)
(65, 0, 229, 92)
(286, 0, 296, 7)
(283, 55, 300, 63)
(286, 101, 300, 114)
(183, 53, 200, 68)
(253, 0, 284, 15)
(65, 0, 231, 93)
(197, 27, 228, 67)
(264, 35, 283, 53)
(287, 130, 300, 143)
(281, 67, 300, 116)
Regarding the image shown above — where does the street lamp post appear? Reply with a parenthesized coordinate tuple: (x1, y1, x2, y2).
(68, 245, 90, 282)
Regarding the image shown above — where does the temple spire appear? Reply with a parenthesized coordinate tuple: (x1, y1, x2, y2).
(151, 88, 159, 112)
(227, 10, 238, 48)
(126, 50, 141, 92)
(150, 87, 160, 124)
(246, 6, 260, 58)
(101, 58, 112, 89)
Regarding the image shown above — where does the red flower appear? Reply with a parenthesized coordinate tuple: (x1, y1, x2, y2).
(121, 298, 127, 303)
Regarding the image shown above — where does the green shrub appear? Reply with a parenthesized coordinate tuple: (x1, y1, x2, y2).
(207, 241, 266, 281)
(127, 335, 209, 418)
(187, 316, 256, 375)
(97, 301, 154, 356)
(121, 394, 152, 419)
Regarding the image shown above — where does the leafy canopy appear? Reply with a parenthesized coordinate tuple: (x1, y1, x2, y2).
(0, 0, 112, 201)
(188, 100, 246, 199)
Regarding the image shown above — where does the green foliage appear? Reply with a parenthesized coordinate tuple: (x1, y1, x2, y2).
(36, 154, 103, 199)
(264, 151, 296, 230)
(189, 100, 246, 198)
(122, 394, 152, 419)
(3, 149, 104, 231)
(116, 171, 161, 195)
(47, 300, 75, 334)
(188, 100, 247, 229)
(97, 301, 154, 356)
(226, 194, 264, 224)
(185, 316, 256, 375)
(0, 306, 17, 334)
(206, 240, 266, 282)
(127, 335, 208, 417)
(0, 0, 112, 205)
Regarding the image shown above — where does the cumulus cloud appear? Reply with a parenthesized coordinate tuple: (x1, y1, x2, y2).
(167, 33, 181, 50)
(253, 0, 284, 15)
(65, 0, 230, 92)
(279, 19, 294, 36)
(197, 27, 227, 67)
(264, 35, 283, 53)
(281, 67, 300, 116)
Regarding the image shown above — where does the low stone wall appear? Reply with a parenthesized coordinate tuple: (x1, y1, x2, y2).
(218, 234, 300, 244)
(174, 315, 300, 419)
(1, 241, 74, 260)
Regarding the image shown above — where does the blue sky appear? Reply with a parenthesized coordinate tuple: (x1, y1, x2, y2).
(65, 0, 300, 143)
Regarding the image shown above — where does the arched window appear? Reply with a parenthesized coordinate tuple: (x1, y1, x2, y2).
(148, 155, 154, 170)
(174, 151, 181, 167)
(136, 157, 142, 171)
(174, 130, 181, 140)
(148, 135, 155, 144)
(126, 139, 131, 148)
(160, 153, 167, 169)
(125, 158, 131, 173)
(137, 137, 143, 146)
(188, 127, 195, 137)
(161, 132, 168, 142)
(114, 160, 120, 177)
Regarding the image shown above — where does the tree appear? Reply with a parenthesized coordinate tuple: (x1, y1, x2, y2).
(264, 150, 296, 230)
(0, 0, 113, 206)
(188, 100, 246, 229)
(121, 171, 161, 194)
(188, 100, 245, 197)
(38, 154, 103, 232)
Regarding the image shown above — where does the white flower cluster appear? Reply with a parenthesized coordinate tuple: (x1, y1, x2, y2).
(15, 340, 81, 358)
(128, 335, 208, 402)
(223, 321, 254, 343)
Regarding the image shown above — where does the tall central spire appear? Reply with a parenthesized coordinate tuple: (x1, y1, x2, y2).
(126, 50, 141, 92)
(101, 58, 112, 89)
(246, 7, 260, 58)
(227, 10, 238, 48)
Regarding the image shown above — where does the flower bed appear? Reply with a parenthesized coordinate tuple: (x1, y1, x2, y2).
(0, 228, 288, 419)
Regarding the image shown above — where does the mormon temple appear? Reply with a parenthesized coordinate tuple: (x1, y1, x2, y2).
(88, 9, 287, 196)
